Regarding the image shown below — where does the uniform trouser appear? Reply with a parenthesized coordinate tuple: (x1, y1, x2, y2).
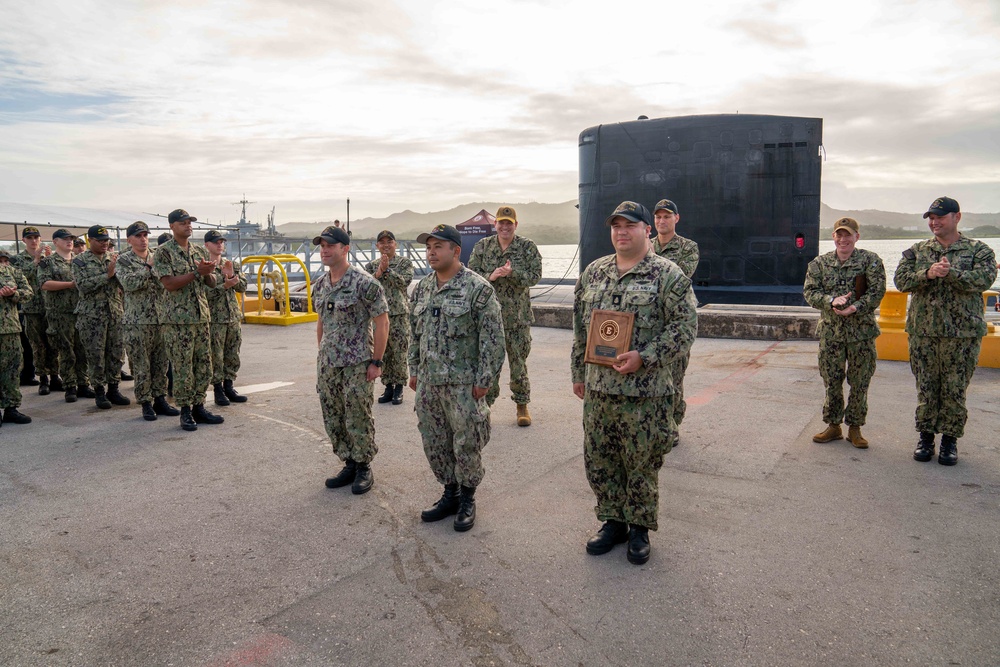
(583, 391, 675, 532)
(818, 336, 877, 427)
(317, 361, 376, 464)
(24, 312, 57, 376)
(47, 312, 89, 387)
(487, 324, 530, 406)
(210, 320, 242, 385)
(123, 323, 169, 403)
(416, 383, 491, 488)
(77, 313, 124, 388)
(163, 322, 212, 408)
(908, 335, 982, 438)
(670, 351, 690, 426)
(380, 313, 410, 386)
(0, 333, 23, 408)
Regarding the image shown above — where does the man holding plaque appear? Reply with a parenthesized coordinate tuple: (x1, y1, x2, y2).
(803, 217, 886, 449)
(894, 196, 997, 465)
(571, 201, 697, 565)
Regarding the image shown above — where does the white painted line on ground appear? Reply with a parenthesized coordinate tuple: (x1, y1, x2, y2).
(236, 381, 295, 394)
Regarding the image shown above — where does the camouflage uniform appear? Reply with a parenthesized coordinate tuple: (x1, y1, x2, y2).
(117, 249, 168, 403)
(152, 239, 213, 407)
(38, 254, 88, 386)
(467, 234, 542, 406)
(206, 259, 247, 385)
(409, 266, 505, 488)
(803, 248, 887, 427)
(363, 254, 414, 386)
(72, 251, 125, 387)
(893, 235, 997, 438)
(313, 266, 388, 464)
(651, 234, 700, 425)
(0, 264, 32, 409)
(11, 251, 57, 377)
(571, 253, 697, 531)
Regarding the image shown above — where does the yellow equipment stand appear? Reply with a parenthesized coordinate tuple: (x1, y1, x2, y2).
(240, 254, 319, 326)
(876, 289, 999, 368)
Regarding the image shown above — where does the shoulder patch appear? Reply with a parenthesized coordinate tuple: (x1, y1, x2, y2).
(475, 287, 491, 309)
(901, 249, 916, 260)
(72, 257, 86, 268)
(364, 282, 381, 302)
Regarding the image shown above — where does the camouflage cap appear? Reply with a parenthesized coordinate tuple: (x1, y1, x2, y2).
(87, 225, 111, 241)
(496, 206, 517, 224)
(0, 248, 11, 260)
(168, 209, 197, 224)
(204, 230, 225, 243)
(22, 226, 41, 238)
(416, 224, 462, 247)
(73, 237, 86, 247)
(157, 232, 172, 245)
(653, 199, 679, 215)
(605, 201, 652, 226)
(376, 229, 395, 242)
(126, 221, 150, 237)
(313, 226, 351, 246)
(52, 228, 76, 240)
(833, 217, 860, 234)
(923, 196, 960, 219)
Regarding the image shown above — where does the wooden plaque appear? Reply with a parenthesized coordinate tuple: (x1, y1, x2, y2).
(585, 309, 635, 366)
(854, 273, 868, 300)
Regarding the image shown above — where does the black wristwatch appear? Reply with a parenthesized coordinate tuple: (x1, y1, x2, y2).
(370, 359, 383, 368)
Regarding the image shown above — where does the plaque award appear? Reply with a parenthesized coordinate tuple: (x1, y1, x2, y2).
(585, 309, 635, 366)
(854, 273, 868, 300)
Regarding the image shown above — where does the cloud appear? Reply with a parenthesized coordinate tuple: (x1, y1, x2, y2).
(726, 19, 807, 49)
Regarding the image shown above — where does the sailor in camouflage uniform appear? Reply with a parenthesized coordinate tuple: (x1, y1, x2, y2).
(0, 249, 33, 425)
(204, 230, 249, 406)
(39, 229, 93, 403)
(650, 199, 700, 434)
(410, 224, 505, 532)
(803, 217, 886, 448)
(313, 226, 389, 495)
(468, 206, 542, 426)
(11, 227, 59, 395)
(153, 209, 223, 432)
(117, 221, 179, 421)
(894, 197, 998, 466)
(572, 201, 698, 565)
(364, 230, 414, 406)
(72, 225, 130, 410)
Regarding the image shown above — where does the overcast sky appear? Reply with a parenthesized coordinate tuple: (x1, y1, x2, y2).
(1, 0, 998, 226)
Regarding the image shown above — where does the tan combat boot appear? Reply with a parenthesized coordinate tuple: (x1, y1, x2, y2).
(812, 424, 842, 443)
(847, 425, 869, 449)
(516, 404, 532, 427)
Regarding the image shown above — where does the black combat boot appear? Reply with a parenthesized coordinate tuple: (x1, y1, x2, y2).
(223, 380, 247, 403)
(454, 485, 477, 532)
(325, 460, 357, 488)
(586, 520, 629, 555)
(627, 526, 651, 565)
(50, 375, 64, 392)
(421, 484, 460, 522)
(38, 375, 50, 396)
(377, 384, 394, 404)
(141, 402, 157, 421)
(107, 383, 131, 406)
(938, 435, 958, 466)
(94, 385, 112, 410)
(64, 386, 77, 403)
(213, 383, 230, 406)
(192, 403, 224, 424)
(21, 376, 39, 387)
(77, 384, 95, 399)
(3, 407, 32, 424)
(913, 432, 935, 462)
(153, 395, 180, 417)
(391, 384, 404, 405)
(120, 370, 133, 381)
(179, 406, 197, 432)
(352, 463, 374, 494)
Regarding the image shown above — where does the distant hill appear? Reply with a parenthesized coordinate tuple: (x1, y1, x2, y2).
(820, 204, 1000, 237)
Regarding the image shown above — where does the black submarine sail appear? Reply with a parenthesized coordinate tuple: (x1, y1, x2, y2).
(578, 114, 822, 305)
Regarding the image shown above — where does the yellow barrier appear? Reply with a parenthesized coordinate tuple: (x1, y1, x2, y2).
(240, 254, 318, 326)
(876, 289, 999, 368)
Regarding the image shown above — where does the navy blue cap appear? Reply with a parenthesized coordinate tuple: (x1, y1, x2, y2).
(126, 221, 149, 237)
(605, 201, 652, 226)
(923, 196, 960, 219)
(313, 226, 351, 246)
(204, 230, 225, 243)
(416, 224, 462, 247)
